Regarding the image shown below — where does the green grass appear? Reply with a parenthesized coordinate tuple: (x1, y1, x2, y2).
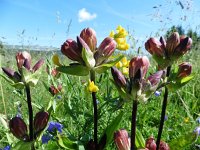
(0, 47, 199, 149)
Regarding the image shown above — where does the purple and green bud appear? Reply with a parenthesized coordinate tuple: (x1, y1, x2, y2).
(34, 111, 49, 136)
(80, 28, 97, 52)
(32, 58, 44, 73)
(145, 136, 156, 150)
(177, 62, 192, 78)
(95, 37, 117, 65)
(174, 36, 192, 57)
(9, 117, 28, 141)
(61, 39, 83, 62)
(129, 56, 150, 79)
(114, 129, 130, 150)
(166, 32, 180, 56)
(111, 67, 126, 88)
(147, 71, 163, 87)
(145, 38, 164, 57)
(16, 51, 32, 70)
(2, 67, 21, 82)
(159, 141, 170, 150)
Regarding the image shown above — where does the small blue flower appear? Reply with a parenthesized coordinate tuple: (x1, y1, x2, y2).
(196, 117, 200, 124)
(154, 91, 161, 97)
(42, 134, 52, 144)
(194, 126, 200, 136)
(4, 146, 11, 150)
(47, 121, 63, 133)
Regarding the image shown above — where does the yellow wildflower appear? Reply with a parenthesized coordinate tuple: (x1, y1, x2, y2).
(88, 80, 99, 93)
(122, 67, 129, 75)
(184, 117, 189, 123)
(121, 57, 129, 67)
(109, 30, 115, 38)
(110, 25, 129, 50)
(115, 61, 123, 68)
(52, 54, 62, 66)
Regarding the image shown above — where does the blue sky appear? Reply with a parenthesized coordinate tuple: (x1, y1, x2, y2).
(0, 0, 200, 48)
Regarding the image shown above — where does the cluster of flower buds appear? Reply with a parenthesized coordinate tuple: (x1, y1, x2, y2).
(61, 27, 117, 67)
(9, 111, 49, 141)
(110, 25, 130, 50)
(115, 56, 130, 75)
(145, 32, 192, 69)
(145, 136, 170, 150)
(114, 129, 130, 150)
(111, 56, 163, 102)
(2, 51, 44, 87)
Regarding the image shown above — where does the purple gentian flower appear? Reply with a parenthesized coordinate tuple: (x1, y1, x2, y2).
(4, 146, 11, 150)
(47, 121, 63, 133)
(194, 126, 200, 136)
(42, 134, 52, 144)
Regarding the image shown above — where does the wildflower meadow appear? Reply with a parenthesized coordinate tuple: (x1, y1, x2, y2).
(0, 25, 200, 150)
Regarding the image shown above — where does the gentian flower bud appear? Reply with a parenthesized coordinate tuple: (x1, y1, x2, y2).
(114, 129, 130, 150)
(160, 36, 166, 49)
(166, 32, 180, 56)
(2, 67, 21, 82)
(32, 58, 44, 73)
(111, 67, 127, 88)
(147, 71, 163, 87)
(61, 39, 82, 62)
(145, 38, 163, 57)
(159, 141, 170, 150)
(9, 117, 28, 141)
(177, 62, 192, 78)
(145, 136, 156, 150)
(80, 28, 97, 52)
(34, 111, 49, 136)
(95, 37, 117, 65)
(129, 56, 150, 79)
(16, 51, 31, 70)
(174, 37, 192, 57)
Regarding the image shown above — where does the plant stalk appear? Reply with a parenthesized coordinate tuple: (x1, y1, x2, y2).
(156, 66, 171, 150)
(25, 85, 34, 141)
(131, 100, 138, 150)
(90, 70, 98, 149)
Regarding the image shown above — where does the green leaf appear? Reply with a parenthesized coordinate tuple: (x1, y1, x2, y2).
(0, 73, 25, 89)
(82, 47, 95, 68)
(13, 141, 33, 150)
(57, 134, 78, 150)
(169, 132, 197, 150)
(57, 64, 90, 76)
(99, 111, 124, 149)
(180, 75, 193, 84)
(135, 128, 145, 149)
(94, 55, 124, 74)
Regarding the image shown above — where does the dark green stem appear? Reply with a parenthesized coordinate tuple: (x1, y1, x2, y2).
(131, 100, 138, 150)
(25, 85, 34, 141)
(90, 70, 98, 149)
(156, 66, 171, 150)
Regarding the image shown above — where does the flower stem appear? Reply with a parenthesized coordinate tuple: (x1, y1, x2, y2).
(25, 85, 34, 141)
(131, 100, 138, 150)
(156, 66, 171, 150)
(90, 70, 98, 149)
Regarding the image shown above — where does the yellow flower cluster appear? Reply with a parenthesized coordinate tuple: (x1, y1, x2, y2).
(88, 80, 99, 93)
(110, 25, 130, 51)
(115, 56, 130, 75)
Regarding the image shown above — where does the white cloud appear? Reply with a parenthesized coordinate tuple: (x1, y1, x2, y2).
(78, 8, 97, 22)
